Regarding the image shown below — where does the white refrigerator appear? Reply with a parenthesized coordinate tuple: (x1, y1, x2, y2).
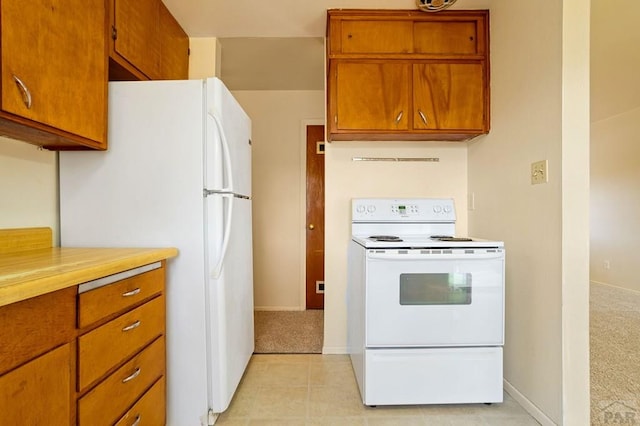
(59, 78, 254, 425)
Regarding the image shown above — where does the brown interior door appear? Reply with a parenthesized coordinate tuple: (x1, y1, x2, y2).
(306, 125, 325, 309)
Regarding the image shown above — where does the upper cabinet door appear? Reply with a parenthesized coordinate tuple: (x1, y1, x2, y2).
(413, 62, 486, 131)
(333, 61, 410, 132)
(113, 0, 161, 80)
(0, 0, 107, 148)
(159, 2, 189, 80)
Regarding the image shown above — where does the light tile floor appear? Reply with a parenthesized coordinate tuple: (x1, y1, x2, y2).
(216, 354, 540, 425)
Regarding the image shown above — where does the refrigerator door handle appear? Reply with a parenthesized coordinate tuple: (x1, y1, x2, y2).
(211, 192, 234, 279)
(208, 112, 234, 193)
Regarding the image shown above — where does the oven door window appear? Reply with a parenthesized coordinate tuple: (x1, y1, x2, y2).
(399, 273, 471, 305)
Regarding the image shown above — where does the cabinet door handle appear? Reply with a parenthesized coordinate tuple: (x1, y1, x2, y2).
(418, 110, 428, 125)
(122, 367, 141, 383)
(122, 288, 141, 297)
(395, 111, 404, 124)
(131, 414, 141, 426)
(122, 320, 141, 332)
(12, 75, 32, 109)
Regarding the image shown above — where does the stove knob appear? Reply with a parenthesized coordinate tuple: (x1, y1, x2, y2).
(443, 205, 452, 213)
(356, 205, 365, 213)
(367, 205, 376, 213)
(433, 205, 442, 213)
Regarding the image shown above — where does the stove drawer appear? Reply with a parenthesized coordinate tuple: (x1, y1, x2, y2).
(361, 347, 503, 405)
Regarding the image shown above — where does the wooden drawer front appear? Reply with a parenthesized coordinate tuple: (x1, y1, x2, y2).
(115, 376, 166, 426)
(0, 287, 75, 375)
(340, 20, 412, 54)
(78, 296, 164, 390)
(414, 21, 481, 55)
(78, 337, 165, 426)
(78, 266, 164, 328)
(0, 344, 71, 425)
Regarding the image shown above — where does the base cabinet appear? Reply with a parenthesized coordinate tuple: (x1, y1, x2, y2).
(0, 262, 167, 426)
(76, 265, 167, 425)
(0, 344, 72, 425)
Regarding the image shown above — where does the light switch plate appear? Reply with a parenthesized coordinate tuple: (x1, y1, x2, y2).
(531, 160, 548, 185)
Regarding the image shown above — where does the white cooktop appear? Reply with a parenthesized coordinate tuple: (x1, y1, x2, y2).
(351, 198, 504, 249)
(351, 234, 504, 249)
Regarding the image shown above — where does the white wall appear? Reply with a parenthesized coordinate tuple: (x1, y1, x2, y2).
(591, 107, 640, 290)
(468, 1, 590, 424)
(0, 138, 58, 243)
(232, 90, 325, 310)
(590, 0, 640, 293)
(189, 37, 220, 79)
(324, 142, 469, 353)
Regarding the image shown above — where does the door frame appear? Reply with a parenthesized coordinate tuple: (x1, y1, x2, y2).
(299, 119, 325, 310)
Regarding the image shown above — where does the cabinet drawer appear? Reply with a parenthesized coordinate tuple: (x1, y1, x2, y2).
(78, 337, 164, 426)
(339, 20, 412, 54)
(78, 296, 164, 390)
(115, 376, 166, 426)
(0, 287, 75, 375)
(78, 266, 164, 328)
(414, 21, 482, 55)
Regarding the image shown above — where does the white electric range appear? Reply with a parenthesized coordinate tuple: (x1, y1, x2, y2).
(348, 198, 505, 406)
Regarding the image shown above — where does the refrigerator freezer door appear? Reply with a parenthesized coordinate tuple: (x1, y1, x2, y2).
(205, 194, 254, 413)
(205, 77, 252, 197)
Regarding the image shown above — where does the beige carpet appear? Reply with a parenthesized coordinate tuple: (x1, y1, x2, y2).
(254, 310, 323, 354)
(591, 282, 640, 425)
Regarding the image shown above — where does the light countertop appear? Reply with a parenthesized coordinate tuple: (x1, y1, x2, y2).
(0, 247, 178, 307)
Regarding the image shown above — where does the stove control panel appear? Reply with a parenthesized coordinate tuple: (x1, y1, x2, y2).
(352, 198, 456, 222)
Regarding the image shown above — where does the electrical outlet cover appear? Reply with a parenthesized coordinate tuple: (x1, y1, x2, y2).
(531, 160, 548, 185)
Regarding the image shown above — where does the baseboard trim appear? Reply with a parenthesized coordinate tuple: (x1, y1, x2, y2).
(503, 379, 557, 426)
(591, 280, 640, 295)
(254, 306, 305, 312)
(322, 346, 347, 355)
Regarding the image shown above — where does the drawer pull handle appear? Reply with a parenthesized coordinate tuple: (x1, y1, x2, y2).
(395, 111, 403, 124)
(122, 288, 141, 297)
(132, 414, 141, 426)
(122, 320, 141, 332)
(418, 109, 428, 125)
(13, 75, 32, 109)
(122, 368, 141, 383)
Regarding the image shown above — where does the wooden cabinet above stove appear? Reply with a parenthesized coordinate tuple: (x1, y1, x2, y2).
(326, 9, 490, 142)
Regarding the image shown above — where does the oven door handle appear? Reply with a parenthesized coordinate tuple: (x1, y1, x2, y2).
(367, 252, 504, 260)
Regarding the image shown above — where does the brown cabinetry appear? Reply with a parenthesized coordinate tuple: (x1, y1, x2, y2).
(0, 287, 76, 425)
(0, 0, 107, 150)
(160, 2, 190, 80)
(76, 265, 167, 426)
(109, 0, 189, 81)
(0, 258, 168, 426)
(326, 9, 490, 141)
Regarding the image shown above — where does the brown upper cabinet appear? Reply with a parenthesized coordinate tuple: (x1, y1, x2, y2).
(0, 0, 108, 150)
(109, 0, 189, 81)
(326, 9, 490, 142)
(159, 2, 190, 80)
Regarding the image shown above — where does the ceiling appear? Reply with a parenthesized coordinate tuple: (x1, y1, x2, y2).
(160, 0, 444, 90)
(161, 0, 421, 38)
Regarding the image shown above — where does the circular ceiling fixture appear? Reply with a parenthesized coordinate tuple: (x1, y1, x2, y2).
(416, 0, 458, 12)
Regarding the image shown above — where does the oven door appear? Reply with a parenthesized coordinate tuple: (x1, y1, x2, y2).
(365, 248, 504, 347)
